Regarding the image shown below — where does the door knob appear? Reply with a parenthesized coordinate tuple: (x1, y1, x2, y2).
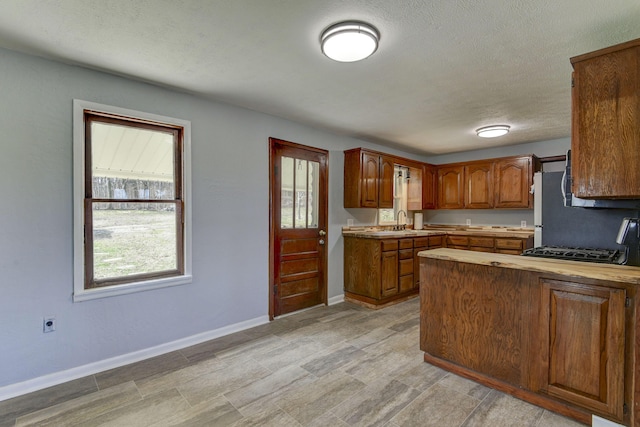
(319, 230, 326, 236)
(319, 239, 325, 245)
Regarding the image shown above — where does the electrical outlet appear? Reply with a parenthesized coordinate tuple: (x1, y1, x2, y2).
(466, 219, 471, 226)
(347, 219, 354, 226)
(521, 220, 527, 228)
(43, 317, 56, 333)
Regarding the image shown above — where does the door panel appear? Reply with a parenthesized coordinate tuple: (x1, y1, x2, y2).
(540, 279, 625, 421)
(269, 138, 328, 318)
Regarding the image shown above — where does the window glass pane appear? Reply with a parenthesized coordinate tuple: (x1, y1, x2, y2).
(307, 161, 319, 228)
(280, 156, 294, 229)
(378, 209, 395, 224)
(91, 122, 175, 199)
(294, 159, 308, 228)
(92, 202, 177, 280)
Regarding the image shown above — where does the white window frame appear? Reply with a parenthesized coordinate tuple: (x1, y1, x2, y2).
(73, 99, 192, 302)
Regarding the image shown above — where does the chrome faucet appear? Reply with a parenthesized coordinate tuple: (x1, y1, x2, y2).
(396, 210, 407, 230)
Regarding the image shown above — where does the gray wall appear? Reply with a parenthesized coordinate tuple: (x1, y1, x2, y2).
(0, 47, 430, 391)
(0, 46, 571, 392)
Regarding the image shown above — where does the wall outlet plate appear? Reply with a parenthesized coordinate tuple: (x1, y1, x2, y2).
(466, 219, 471, 226)
(521, 220, 527, 228)
(43, 317, 56, 333)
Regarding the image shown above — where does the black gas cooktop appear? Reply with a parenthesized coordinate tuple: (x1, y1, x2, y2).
(521, 246, 622, 264)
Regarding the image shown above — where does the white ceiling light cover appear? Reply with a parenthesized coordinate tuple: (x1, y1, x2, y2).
(476, 125, 510, 138)
(321, 21, 379, 62)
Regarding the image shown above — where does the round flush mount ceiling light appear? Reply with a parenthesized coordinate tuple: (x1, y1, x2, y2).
(476, 125, 510, 138)
(321, 21, 379, 62)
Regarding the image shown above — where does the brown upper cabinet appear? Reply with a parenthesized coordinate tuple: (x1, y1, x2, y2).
(344, 148, 380, 208)
(345, 148, 539, 210)
(494, 156, 535, 208)
(465, 161, 494, 209)
(571, 38, 640, 199)
(407, 165, 423, 211)
(378, 155, 395, 208)
(422, 164, 437, 209)
(437, 155, 538, 209)
(437, 165, 465, 209)
(344, 148, 429, 209)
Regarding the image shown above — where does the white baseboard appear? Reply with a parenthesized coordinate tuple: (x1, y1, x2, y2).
(592, 415, 624, 427)
(0, 314, 270, 402)
(328, 294, 345, 305)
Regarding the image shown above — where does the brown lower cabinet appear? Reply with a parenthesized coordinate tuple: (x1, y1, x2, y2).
(420, 257, 635, 425)
(343, 235, 442, 307)
(445, 234, 533, 253)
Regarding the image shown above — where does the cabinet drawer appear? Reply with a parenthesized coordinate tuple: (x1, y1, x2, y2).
(414, 237, 430, 247)
(428, 235, 443, 247)
(495, 249, 522, 255)
(469, 237, 494, 248)
(495, 238, 524, 250)
(470, 246, 495, 253)
(399, 258, 413, 276)
(381, 240, 399, 251)
(399, 238, 414, 249)
(399, 249, 414, 259)
(399, 274, 414, 293)
(447, 236, 469, 246)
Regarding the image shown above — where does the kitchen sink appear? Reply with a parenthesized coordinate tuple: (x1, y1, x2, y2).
(366, 230, 417, 236)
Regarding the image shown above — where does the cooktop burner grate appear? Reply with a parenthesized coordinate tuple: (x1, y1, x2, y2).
(521, 246, 622, 264)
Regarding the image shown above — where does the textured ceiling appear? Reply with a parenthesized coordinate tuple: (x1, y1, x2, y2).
(1, 0, 639, 154)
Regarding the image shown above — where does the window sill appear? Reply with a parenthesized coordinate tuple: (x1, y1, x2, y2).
(73, 275, 192, 302)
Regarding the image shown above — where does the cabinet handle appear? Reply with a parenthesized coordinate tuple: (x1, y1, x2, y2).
(319, 239, 325, 245)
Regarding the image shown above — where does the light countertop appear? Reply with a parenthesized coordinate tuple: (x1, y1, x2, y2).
(342, 226, 533, 239)
(419, 248, 640, 285)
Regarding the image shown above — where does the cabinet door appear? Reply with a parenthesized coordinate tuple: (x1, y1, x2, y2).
(422, 164, 437, 209)
(572, 44, 640, 198)
(378, 156, 395, 209)
(494, 157, 531, 208)
(380, 251, 398, 297)
(540, 279, 625, 421)
(360, 151, 380, 208)
(413, 247, 428, 289)
(465, 162, 494, 208)
(437, 165, 465, 209)
(407, 165, 423, 211)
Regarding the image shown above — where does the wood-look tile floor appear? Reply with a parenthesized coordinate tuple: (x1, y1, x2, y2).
(0, 299, 585, 426)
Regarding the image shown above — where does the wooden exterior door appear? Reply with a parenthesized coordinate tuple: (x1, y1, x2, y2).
(269, 138, 328, 319)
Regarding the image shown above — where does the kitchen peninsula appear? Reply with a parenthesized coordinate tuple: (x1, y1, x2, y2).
(418, 248, 640, 426)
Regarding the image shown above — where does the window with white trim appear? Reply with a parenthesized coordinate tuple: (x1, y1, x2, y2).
(73, 100, 191, 301)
